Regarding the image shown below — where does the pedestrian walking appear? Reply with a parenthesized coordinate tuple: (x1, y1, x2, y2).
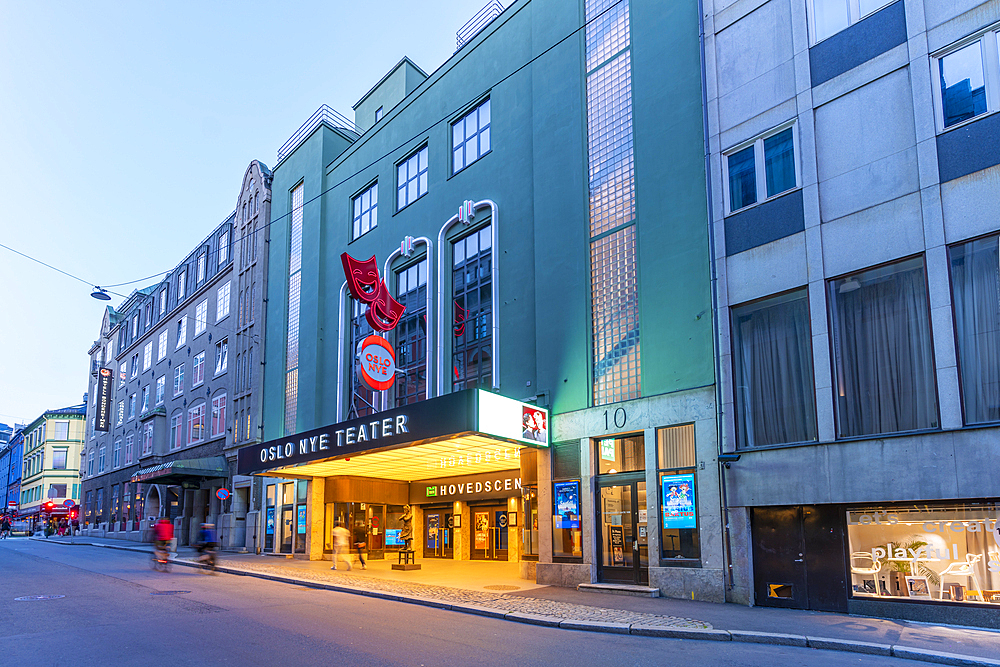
(331, 520, 351, 570)
(1, 515, 10, 539)
(353, 520, 367, 570)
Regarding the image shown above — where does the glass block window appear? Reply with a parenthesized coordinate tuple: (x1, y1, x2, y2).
(452, 226, 493, 391)
(591, 227, 641, 404)
(586, 51, 635, 237)
(352, 182, 378, 240)
(394, 259, 428, 407)
(452, 98, 491, 174)
(397, 146, 428, 210)
(285, 183, 304, 435)
(585, 0, 629, 72)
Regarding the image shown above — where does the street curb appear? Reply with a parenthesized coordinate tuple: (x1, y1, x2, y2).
(33, 539, 1000, 665)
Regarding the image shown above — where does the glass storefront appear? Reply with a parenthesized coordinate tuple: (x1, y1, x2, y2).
(847, 503, 1000, 605)
(325, 502, 407, 559)
(657, 425, 700, 563)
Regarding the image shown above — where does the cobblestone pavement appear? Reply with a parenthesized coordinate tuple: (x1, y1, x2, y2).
(180, 556, 710, 629)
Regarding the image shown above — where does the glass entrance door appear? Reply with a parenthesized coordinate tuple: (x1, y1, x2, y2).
(471, 506, 508, 560)
(423, 510, 453, 558)
(597, 479, 648, 584)
(279, 506, 294, 554)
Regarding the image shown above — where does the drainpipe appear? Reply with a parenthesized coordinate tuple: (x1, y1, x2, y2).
(436, 200, 499, 396)
(698, 0, 736, 593)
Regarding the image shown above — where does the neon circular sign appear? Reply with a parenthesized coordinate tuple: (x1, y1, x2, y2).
(357, 334, 396, 391)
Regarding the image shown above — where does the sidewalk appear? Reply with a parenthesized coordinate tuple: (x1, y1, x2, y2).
(33, 536, 1000, 665)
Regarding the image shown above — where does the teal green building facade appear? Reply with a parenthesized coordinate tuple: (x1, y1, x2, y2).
(254, 0, 725, 600)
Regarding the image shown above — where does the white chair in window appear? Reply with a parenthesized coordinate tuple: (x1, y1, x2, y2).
(850, 552, 882, 596)
(938, 553, 983, 600)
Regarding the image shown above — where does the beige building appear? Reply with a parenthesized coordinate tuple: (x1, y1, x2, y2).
(19, 403, 86, 523)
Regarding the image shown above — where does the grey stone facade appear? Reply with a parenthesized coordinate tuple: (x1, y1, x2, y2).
(703, 0, 1000, 624)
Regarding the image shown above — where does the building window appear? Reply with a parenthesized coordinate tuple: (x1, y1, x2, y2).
(731, 289, 818, 447)
(591, 226, 640, 405)
(98, 446, 106, 473)
(177, 317, 187, 348)
(452, 98, 491, 174)
(187, 404, 206, 445)
(170, 413, 183, 451)
(397, 146, 428, 210)
(143, 422, 154, 456)
(132, 315, 139, 338)
(120, 362, 127, 387)
(177, 269, 186, 302)
(394, 259, 428, 407)
(192, 351, 205, 386)
(808, 0, 893, 44)
(159, 287, 167, 315)
(140, 386, 149, 414)
(949, 235, 1000, 425)
(375, 106, 383, 122)
(451, 227, 493, 391)
(173, 364, 185, 396)
(125, 433, 134, 465)
(87, 450, 94, 477)
(352, 182, 378, 240)
(285, 183, 304, 435)
(724, 123, 797, 215)
(215, 339, 228, 374)
(197, 252, 206, 283)
(113, 443, 120, 471)
(349, 298, 376, 419)
(219, 230, 229, 265)
(53, 420, 69, 440)
(657, 424, 700, 563)
(155, 375, 165, 405)
(52, 449, 67, 469)
(117, 400, 124, 426)
(195, 300, 208, 336)
(211, 394, 227, 438)
(128, 394, 136, 420)
(131, 353, 139, 378)
(828, 256, 938, 437)
(157, 330, 167, 361)
(217, 281, 231, 320)
(934, 30, 999, 130)
(50, 484, 67, 499)
(846, 502, 1000, 603)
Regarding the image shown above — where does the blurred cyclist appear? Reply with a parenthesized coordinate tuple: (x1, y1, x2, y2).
(153, 518, 173, 560)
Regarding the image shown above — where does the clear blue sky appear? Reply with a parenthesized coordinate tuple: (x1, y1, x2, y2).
(0, 0, 491, 426)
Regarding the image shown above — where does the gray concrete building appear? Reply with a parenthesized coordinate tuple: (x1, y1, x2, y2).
(81, 161, 271, 550)
(703, 0, 1000, 626)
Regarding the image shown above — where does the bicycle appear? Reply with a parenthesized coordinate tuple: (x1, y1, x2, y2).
(150, 543, 172, 572)
(196, 545, 217, 573)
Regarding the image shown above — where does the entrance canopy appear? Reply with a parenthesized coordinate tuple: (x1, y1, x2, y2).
(237, 389, 547, 480)
(130, 456, 229, 485)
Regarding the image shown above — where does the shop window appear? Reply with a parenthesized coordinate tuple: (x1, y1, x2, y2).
(847, 504, 1000, 604)
(595, 434, 644, 475)
(553, 480, 582, 560)
(265, 485, 276, 551)
(657, 424, 701, 563)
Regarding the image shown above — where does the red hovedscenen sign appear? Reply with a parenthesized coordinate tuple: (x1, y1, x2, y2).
(341, 253, 406, 332)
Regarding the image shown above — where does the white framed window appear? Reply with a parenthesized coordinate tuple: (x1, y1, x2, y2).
(159, 287, 167, 315)
(452, 98, 491, 174)
(98, 446, 106, 472)
(132, 315, 139, 338)
(157, 330, 168, 361)
(723, 122, 799, 216)
(119, 361, 127, 387)
(932, 27, 1000, 132)
(211, 394, 227, 438)
(195, 300, 208, 336)
(117, 400, 125, 426)
(215, 339, 228, 374)
(155, 375, 165, 405)
(217, 281, 231, 321)
(140, 386, 149, 414)
(219, 231, 229, 265)
(87, 449, 94, 476)
(375, 105, 383, 122)
(128, 393, 136, 420)
(125, 433, 134, 465)
(173, 364, 184, 396)
(187, 404, 206, 445)
(397, 145, 429, 210)
(143, 342, 152, 371)
(192, 351, 205, 386)
(352, 182, 378, 240)
(176, 317, 187, 348)
(808, 0, 894, 44)
(197, 252, 206, 283)
(53, 420, 69, 440)
(170, 413, 183, 451)
(177, 270, 186, 301)
(131, 353, 138, 378)
(143, 422, 154, 456)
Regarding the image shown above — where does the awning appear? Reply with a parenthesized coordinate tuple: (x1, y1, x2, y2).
(130, 456, 229, 485)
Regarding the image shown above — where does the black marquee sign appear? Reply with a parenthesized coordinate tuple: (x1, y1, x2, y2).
(95, 367, 113, 432)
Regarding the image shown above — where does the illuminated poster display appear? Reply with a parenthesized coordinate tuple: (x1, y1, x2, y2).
(265, 507, 275, 535)
(477, 390, 549, 446)
(475, 512, 489, 549)
(609, 525, 625, 565)
(554, 481, 580, 529)
(662, 474, 696, 529)
(297, 506, 307, 533)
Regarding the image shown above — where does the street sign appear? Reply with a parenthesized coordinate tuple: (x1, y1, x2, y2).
(63, 500, 75, 508)
(216, 488, 230, 501)
(7, 501, 15, 508)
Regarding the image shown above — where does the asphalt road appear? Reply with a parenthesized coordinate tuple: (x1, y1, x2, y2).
(1, 538, 930, 667)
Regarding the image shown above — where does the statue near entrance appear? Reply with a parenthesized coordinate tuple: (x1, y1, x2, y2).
(399, 504, 414, 551)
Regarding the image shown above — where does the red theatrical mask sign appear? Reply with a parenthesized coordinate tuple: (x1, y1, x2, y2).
(341, 253, 406, 332)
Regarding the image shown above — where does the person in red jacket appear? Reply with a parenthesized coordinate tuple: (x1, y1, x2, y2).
(153, 518, 173, 556)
